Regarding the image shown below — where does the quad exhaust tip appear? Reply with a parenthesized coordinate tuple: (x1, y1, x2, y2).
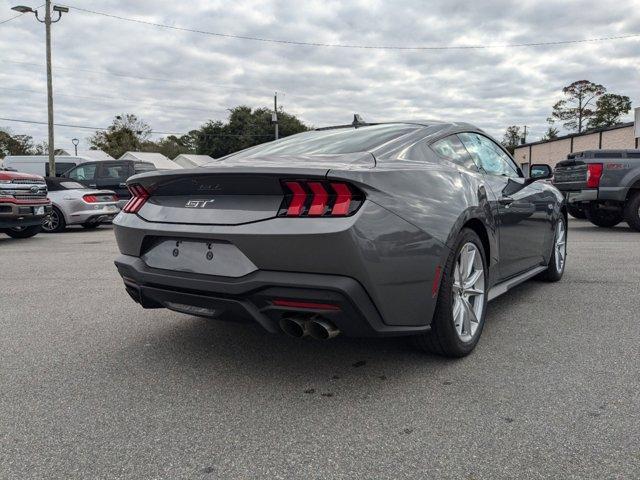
(279, 316, 340, 340)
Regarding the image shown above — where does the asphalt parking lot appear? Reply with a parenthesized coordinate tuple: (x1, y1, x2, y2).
(1, 220, 639, 479)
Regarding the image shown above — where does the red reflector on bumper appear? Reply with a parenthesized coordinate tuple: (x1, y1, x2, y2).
(272, 299, 341, 311)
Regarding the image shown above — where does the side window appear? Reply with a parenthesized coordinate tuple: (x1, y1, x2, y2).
(45, 162, 76, 177)
(99, 163, 130, 179)
(68, 164, 97, 181)
(431, 135, 477, 171)
(458, 133, 520, 178)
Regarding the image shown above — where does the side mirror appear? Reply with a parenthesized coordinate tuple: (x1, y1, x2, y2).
(529, 163, 552, 181)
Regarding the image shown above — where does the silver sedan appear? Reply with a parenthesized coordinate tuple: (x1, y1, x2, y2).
(43, 178, 120, 233)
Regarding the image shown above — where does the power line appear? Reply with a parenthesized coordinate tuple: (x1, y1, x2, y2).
(0, 12, 25, 25)
(0, 116, 276, 137)
(61, 3, 640, 50)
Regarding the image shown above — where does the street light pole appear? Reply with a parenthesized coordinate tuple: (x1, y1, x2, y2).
(11, 2, 68, 176)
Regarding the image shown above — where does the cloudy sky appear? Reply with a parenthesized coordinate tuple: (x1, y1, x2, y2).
(0, 0, 639, 152)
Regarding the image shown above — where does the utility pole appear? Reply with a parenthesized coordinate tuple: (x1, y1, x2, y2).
(44, 0, 55, 175)
(11, 2, 68, 176)
(273, 92, 279, 140)
(521, 125, 528, 145)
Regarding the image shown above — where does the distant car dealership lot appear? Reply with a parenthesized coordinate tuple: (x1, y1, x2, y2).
(1, 220, 638, 479)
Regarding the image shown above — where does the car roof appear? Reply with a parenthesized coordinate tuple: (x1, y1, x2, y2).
(315, 120, 480, 132)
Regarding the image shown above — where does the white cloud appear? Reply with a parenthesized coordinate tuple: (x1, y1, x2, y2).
(0, 0, 638, 150)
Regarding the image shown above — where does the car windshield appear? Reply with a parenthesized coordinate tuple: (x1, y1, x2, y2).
(60, 181, 86, 189)
(220, 123, 423, 160)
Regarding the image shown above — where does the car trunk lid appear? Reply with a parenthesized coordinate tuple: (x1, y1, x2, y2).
(131, 153, 374, 225)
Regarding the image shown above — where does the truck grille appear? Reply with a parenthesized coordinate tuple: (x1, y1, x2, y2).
(11, 179, 45, 185)
(14, 193, 47, 200)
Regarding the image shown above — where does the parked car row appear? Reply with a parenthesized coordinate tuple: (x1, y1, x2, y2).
(1, 158, 179, 238)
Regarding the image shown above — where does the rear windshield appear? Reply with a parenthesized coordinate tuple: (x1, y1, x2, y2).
(223, 124, 423, 159)
(60, 181, 86, 189)
(134, 162, 156, 173)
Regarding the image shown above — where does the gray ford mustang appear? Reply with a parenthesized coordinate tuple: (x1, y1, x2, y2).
(113, 119, 567, 357)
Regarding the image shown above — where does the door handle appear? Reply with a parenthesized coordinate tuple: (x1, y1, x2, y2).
(498, 196, 514, 206)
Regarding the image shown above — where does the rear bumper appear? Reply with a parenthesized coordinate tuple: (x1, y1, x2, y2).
(68, 206, 119, 225)
(561, 189, 598, 204)
(0, 203, 52, 228)
(115, 254, 431, 337)
(112, 201, 447, 328)
(557, 186, 627, 204)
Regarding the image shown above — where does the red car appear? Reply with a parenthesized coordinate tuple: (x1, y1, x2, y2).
(0, 170, 52, 238)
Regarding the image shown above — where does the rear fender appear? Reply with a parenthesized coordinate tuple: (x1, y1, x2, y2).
(327, 162, 488, 247)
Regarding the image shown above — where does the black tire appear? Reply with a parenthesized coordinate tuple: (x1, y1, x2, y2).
(42, 207, 66, 233)
(538, 216, 567, 282)
(623, 191, 640, 232)
(567, 204, 586, 220)
(81, 223, 100, 229)
(585, 203, 623, 228)
(4, 225, 42, 239)
(412, 228, 488, 357)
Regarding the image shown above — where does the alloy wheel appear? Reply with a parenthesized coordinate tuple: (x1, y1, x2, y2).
(555, 220, 567, 272)
(451, 242, 485, 342)
(42, 210, 59, 232)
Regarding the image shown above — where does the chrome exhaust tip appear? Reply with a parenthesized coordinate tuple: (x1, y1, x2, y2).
(307, 318, 340, 340)
(279, 317, 310, 338)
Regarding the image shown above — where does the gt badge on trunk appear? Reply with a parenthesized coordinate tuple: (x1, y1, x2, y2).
(185, 199, 215, 208)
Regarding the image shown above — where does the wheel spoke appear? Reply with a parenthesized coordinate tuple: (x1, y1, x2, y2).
(452, 297, 463, 333)
(463, 245, 476, 278)
(461, 299, 472, 335)
(465, 287, 484, 297)
(466, 298, 480, 325)
(463, 269, 483, 290)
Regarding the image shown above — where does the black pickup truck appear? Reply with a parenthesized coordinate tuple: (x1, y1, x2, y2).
(553, 149, 640, 231)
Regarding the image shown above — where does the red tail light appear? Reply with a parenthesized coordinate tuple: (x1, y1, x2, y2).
(83, 194, 119, 203)
(279, 180, 363, 217)
(586, 163, 603, 188)
(122, 184, 149, 213)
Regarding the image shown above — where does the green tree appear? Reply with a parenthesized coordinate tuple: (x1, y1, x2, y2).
(0, 130, 35, 158)
(194, 106, 308, 158)
(551, 80, 606, 133)
(502, 125, 522, 154)
(88, 114, 152, 159)
(586, 93, 632, 130)
(143, 134, 195, 159)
